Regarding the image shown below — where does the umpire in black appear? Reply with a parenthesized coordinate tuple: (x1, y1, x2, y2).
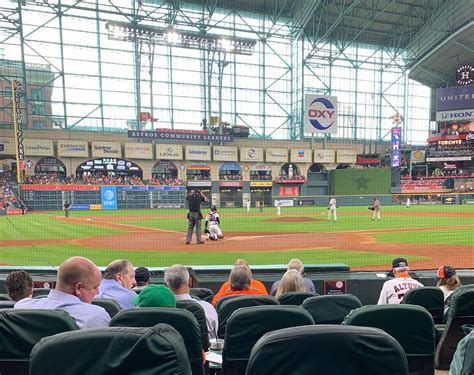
(185, 189, 208, 244)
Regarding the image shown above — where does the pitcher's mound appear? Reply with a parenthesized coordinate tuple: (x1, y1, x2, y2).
(265, 217, 322, 222)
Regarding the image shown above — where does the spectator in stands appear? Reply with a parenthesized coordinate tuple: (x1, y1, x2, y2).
(14, 256, 110, 329)
(213, 259, 268, 302)
(437, 265, 462, 313)
(211, 264, 267, 305)
(133, 267, 151, 291)
(132, 284, 176, 308)
(97, 259, 137, 310)
(274, 269, 306, 299)
(270, 259, 315, 295)
(187, 267, 199, 288)
(377, 258, 424, 305)
(5, 270, 33, 301)
(164, 264, 218, 339)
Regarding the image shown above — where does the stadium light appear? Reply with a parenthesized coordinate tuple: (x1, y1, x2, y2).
(105, 22, 257, 55)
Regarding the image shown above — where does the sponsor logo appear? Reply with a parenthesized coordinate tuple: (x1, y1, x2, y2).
(94, 145, 119, 154)
(438, 140, 461, 145)
(248, 148, 256, 158)
(440, 111, 473, 119)
(308, 97, 336, 130)
(189, 150, 207, 155)
(466, 133, 474, 141)
(60, 144, 86, 152)
(297, 150, 305, 158)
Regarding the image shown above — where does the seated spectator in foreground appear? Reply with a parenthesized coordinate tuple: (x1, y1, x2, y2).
(187, 267, 199, 288)
(5, 270, 33, 301)
(132, 284, 176, 308)
(437, 265, 462, 313)
(377, 258, 424, 305)
(165, 264, 218, 339)
(214, 259, 268, 299)
(15, 256, 110, 329)
(270, 259, 315, 295)
(133, 267, 151, 291)
(212, 265, 267, 305)
(97, 260, 137, 310)
(274, 269, 306, 299)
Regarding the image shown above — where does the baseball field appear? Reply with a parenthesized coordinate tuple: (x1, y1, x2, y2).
(0, 204, 472, 270)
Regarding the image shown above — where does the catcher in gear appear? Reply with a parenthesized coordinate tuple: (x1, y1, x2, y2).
(205, 205, 224, 240)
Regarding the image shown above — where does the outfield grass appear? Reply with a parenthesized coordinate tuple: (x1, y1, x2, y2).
(0, 204, 470, 267)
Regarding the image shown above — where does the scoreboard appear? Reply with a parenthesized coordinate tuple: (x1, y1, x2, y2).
(21, 185, 185, 211)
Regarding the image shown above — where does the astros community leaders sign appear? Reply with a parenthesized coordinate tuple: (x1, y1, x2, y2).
(128, 130, 233, 142)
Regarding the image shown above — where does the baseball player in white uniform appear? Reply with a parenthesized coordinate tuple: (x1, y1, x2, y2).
(276, 201, 281, 216)
(377, 258, 423, 304)
(205, 205, 224, 240)
(327, 197, 337, 221)
(405, 197, 411, 208)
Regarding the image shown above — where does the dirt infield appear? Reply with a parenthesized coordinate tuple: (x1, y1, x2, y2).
(265, 217, 322, 222)
(38, 212, 474, 271)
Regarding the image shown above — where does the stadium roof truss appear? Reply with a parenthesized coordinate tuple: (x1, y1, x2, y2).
(0, 0, 471, 143)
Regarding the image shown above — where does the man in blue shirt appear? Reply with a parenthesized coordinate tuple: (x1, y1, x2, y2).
(15, 256, 110, 329)
(97, 259, 137, 310)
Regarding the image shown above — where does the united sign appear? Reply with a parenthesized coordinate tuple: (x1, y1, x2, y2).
(304, 94, 338, 134)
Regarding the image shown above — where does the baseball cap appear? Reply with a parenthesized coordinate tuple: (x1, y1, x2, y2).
(392, 258, 408, 268)
(131, 284, 176, 308)
(135, 267, 150, 282)
(437, 265, 456, 279)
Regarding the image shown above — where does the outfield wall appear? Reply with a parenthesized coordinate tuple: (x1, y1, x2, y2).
(330, 168, 391, 195)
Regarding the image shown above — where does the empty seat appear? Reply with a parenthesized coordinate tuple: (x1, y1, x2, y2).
(246, 325, 409, 375)
(223, 305, 314, 375)
(92, 298, 122, 318)
(29, 324, 191, 375)
(190, 288, 214, 303)
(402, 287, 445, 324)
(216, 295, 279, 338)
(0, 309, 78, 375)
(277, 292, 317, 306)
(435, 285, 474, 370)
(343, 304, 435, 375)
(110, 307, 204, 375)
(301, 294, 362, 324)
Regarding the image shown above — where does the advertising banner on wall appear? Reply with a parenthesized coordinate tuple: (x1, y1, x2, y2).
(92, 142, 122, 157)
(101, 186, 117, 210)
(125, 143, 153, 159)
(57, 140, 89, 158)
(336, 150, 357, 163)
(0, 138, 16, 155)
(436, 86, 474, 111)
(266, 148, 288, 163)
(304, 94, 338, 134)
(12, 80, 25, 181)
(156, 144, 183, 160)
(24, 139, 54, 156)
(213, 146, 238, 161)
(240, 147, 264, 162)
(410, 150, 426, 163)
(279, 186, 299, 197)
(290, 149, 312, 163)
(250, 181, 272, 187)
(128, 129, 233, 142)
(314, 149, 336, 163)
(185, 145, 211, 161)
(391, 127, 401, 167)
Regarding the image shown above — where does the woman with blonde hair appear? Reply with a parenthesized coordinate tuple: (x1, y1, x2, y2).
(275, 269, 306, 299)
(437, 265, 462, 314)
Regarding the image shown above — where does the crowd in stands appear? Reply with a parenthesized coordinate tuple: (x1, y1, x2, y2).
(275, 174, 306, 181)
(400, 178, 448, 191)
(0, 177, 20, 210)
(23, 173, 185, 186)
(219, 174, 242, 180)
(2, 255, 472, 373)
(250, 174, 272, 181)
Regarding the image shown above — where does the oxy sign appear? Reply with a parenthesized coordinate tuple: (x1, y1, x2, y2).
(304, 94, 338, 134)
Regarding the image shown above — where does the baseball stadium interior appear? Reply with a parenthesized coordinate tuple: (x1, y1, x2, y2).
(0, 0, 473, 373)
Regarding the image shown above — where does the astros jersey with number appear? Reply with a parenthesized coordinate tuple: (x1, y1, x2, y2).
(377, 277, 424, 304)
(206, 212, 220, 225)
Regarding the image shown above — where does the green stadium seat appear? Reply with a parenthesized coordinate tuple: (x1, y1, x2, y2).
(176, 300, 210, 351)
(276, 291, 318, 306)
(32, 288, 51, 298)
(91, 298, 122, 318)
(216, 295, 279, 338)
(343, 304, 435, 375)
(246, 325, 409, 375)
(0, 309, 78, 375)
(435, 285, 474, 370)
(301, 294, 362, 324)
(449, 329, 474, 375)
(402, 287, 445, 324)
(110, 307, 204, 375)
(223, 305, 314, 375)
(190, 288, 214, 303)
(0, 301, 15, 309)
(0, 294, 12, 301)
(29, 324, 192, 375)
